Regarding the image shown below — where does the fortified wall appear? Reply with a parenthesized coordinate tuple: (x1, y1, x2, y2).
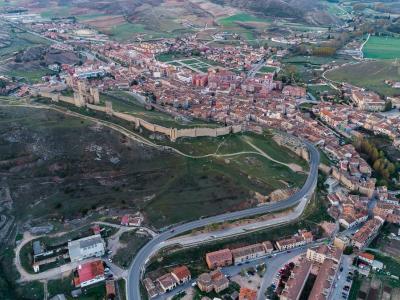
(34, 90, 243, 141)
(273, 132, 310, 162)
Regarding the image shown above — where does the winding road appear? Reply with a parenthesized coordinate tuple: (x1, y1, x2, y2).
(127, 140, 320, 300)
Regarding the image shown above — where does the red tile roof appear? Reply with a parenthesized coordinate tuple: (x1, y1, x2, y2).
(77, 260, 104, 284)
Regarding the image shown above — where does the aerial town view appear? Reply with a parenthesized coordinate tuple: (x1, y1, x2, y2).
(0, 0, 400, 300)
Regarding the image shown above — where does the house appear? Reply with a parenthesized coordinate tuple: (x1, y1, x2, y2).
(307, 245, 342, 265)
(358, 252, 374, 265)
(205, 249, 232, 269)
(276, 236, 305, 251)
(239, 288, 257, 300)
(156, 273, 178, 293)
(171, 266, 191, 284)
(74, 260, 105, 287)
(231, 242, 271, 265)
(68, 234, 106, 262)
(142, 278, 159, 298)
(197, 269, 229, 293)
(120, 214, 143, 227)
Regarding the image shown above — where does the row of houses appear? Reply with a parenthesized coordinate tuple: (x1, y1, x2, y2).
(205, 230, 313, 269)
(143, 266, 191, 298)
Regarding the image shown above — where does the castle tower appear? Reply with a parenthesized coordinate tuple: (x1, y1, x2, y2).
(105, 101, 113, 115)
(90, 87, 100, 104)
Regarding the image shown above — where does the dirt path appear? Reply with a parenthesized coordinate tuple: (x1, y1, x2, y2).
(242, 137, 304, 172)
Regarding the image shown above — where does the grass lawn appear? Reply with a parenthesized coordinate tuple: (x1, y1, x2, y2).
(325, 60, 400, 97)
(363, 36, 400, 59)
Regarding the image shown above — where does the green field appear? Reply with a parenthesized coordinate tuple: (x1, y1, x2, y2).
(218, 13, 270, 26)
(325, 60, 400, 97)
(363, 36, 400, 59)
(110, 23, 147, 41)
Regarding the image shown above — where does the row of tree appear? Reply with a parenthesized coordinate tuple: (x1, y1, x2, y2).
(354, 137, 397, 184)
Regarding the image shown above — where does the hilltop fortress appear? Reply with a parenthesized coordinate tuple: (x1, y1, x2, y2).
(31, 82, 243, 142)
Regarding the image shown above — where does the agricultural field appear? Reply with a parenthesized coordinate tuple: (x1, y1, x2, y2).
(363, 36, 400, 59)
(0, 25, 51, 60)
(0, 104, 307, 229)
(218, 13, 271, 27)
(325, 60, 400, 97)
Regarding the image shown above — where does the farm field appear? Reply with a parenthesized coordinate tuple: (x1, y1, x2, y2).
(218, 13, 271, 26)
(0, 26, 51, 59)
(363, 36, 400, 59)
(325, 60, 400, 97)
(0, 105, 306, 228)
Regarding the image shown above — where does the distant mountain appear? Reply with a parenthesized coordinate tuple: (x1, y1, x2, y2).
(210, 0, 340, 25)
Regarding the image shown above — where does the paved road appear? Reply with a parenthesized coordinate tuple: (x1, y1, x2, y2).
(127, 141, 320, 300)
(329, 255, 354, 300)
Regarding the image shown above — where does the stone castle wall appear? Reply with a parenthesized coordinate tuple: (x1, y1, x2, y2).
(38, 91, 242, 141)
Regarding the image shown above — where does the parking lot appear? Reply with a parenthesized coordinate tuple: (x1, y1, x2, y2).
(330, 255, 355, 300)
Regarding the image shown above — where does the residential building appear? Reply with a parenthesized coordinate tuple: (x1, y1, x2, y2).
(74, 260, 105, 288)
(280, 258, 312, 300)
(239, 288, 257, 300)
(307, 256, 340, 300)
(156, 273, 178, 293)
(352, 216, 384, 249)
(171, 266, 191, 284)
(205, 249, 233, 269)
(68, 234, 105, 262)
(231, 242, 272, 265)
(197, 269, 229, 293)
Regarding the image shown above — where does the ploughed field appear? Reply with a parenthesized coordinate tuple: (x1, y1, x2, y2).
(0, 106, 306, 228)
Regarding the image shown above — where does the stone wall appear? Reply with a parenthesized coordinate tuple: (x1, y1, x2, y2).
(37, 91, 243, 141)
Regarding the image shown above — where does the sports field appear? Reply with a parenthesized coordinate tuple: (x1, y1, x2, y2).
(363, 36, 400, 59)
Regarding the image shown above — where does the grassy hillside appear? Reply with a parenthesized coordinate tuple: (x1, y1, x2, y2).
(0, 104, 306, 228)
